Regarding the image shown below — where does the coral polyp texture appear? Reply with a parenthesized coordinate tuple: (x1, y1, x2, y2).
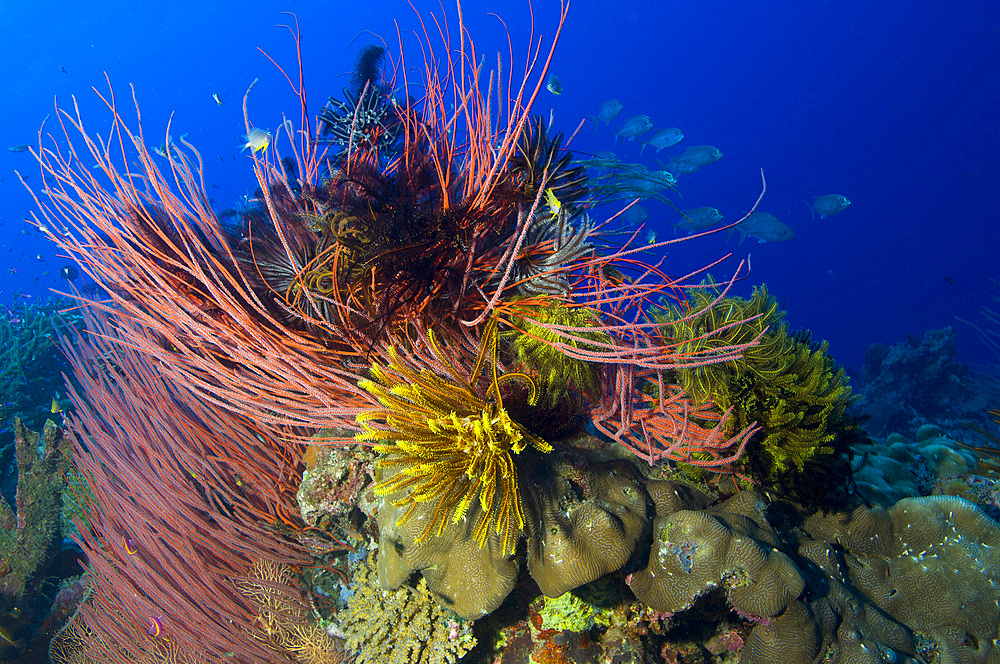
(20, 2, 1000, 663)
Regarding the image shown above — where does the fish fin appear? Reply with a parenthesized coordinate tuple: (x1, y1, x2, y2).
(805, 200, 816, 220)
(639, 141, 646, 156)
(736, 228, 747, 246)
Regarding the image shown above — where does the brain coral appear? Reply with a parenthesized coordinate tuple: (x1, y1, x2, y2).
(802, 494, 1000, 664)
(376, 457, 652, 619)
(628, 487, 1000, 664)
(627, 491, 806, 620)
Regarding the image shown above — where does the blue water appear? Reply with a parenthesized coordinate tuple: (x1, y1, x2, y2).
(1, 0, 997, 374)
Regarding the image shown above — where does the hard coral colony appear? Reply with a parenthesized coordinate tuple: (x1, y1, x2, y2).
(19, 3, 999, 664)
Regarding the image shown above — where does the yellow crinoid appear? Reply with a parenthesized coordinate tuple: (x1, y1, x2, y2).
(356, 321, 552, 555)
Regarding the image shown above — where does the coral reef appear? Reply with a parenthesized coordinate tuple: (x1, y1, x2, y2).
(853, 425, 979, 506)
(298, 442, 377, 532)
(376, 455, 653, 620)
(628, 491, 806, 622)
(0, 296, 80, 432)
(0, 419, 83, 662)
(336, 556, 475, 664)
(860, 327, 989, 437)
(24, 2, 1000, 662)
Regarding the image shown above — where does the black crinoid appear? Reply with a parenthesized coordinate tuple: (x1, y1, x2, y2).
(509, 115, 588, 208)
(319, 45, 402, 159)
(229, 191, 332, 331)
(315, 140, 518, 341)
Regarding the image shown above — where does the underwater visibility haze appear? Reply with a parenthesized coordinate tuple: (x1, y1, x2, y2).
(0, 1, 998, 663)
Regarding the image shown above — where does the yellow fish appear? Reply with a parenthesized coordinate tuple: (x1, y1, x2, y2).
(544, 188, 562, 217)
(51, 398, 63, 414)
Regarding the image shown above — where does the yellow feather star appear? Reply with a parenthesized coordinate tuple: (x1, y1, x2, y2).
(357, 324, 551, 555)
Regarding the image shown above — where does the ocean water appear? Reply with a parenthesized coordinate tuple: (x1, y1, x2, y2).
(1, 0, 998, 373)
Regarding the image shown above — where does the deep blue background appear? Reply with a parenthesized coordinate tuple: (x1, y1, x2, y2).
(1, 0, 997, 374)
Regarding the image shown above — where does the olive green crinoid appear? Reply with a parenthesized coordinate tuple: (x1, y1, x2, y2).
(505, 300, 609, 409)
(654, 284, 793, 406)
(658, 285, 861, 504)
(357, 324, 552, 555)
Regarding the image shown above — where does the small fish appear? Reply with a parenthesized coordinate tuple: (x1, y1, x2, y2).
(51, 398, 63, 414)
(546, 74, 563, 95)
(810, 194, 851, 219)
(60, 65, 67, 73)
(212, 92, 224, 107)
(124, 537, 137, 555)
(148, 616, 163, 638)
(544, 188, 562, 216)
(593, 99, 623, 126)
(615, 115, 654, 142)
(601, 265, 633, 286)
(7, 144, 29, 153)
(676, 207, 724, 234)
(640, 127, 684, 155)
(60, 264, 79, 282)
(734, 212, 794, 244)
(645, 229, 657, 245)
(241, 128, 271, 154)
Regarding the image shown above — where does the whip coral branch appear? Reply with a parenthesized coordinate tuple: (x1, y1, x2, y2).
(59, 308, 309, 664)
(25, 83, 371, 437)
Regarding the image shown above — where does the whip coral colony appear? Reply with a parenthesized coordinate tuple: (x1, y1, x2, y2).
(26, 2, 772, 662)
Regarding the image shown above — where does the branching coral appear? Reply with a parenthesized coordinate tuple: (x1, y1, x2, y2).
(337, 555, 475, 664)
(357, 322, 552, 555)
(0, 295, 81, 430)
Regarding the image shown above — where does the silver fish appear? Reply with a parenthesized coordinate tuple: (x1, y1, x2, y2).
(810, 194, 851, 219)
(675, 207, 723, 234)
(628, 169, 676, 194)
(734, 212, 793, 244)
(623, 205, 649, 226)
(640, 127, 684, 155)
(616, 115, 653, 142)
(667, 145, 723, 175)
(594, 99, 623, 126)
